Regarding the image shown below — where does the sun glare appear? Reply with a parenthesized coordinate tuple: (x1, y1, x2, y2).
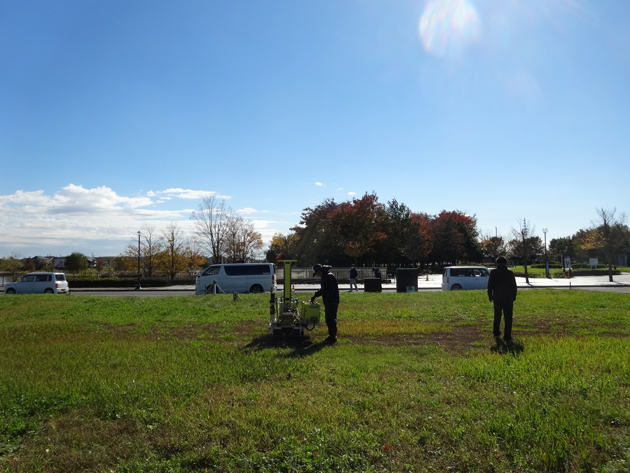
(419, 0, 481, 57)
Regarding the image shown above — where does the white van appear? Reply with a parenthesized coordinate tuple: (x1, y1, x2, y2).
(441, 266, 490, 291)
(195, 263, 276, 295)
(4, 272, 70, 294)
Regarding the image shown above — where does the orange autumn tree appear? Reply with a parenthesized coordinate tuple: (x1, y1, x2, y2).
(329, 192, 387, 263)
(428, 210, 481, 266)
(289, 193, 387, 265)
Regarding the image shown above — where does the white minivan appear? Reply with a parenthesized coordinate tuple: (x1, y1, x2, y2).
(4, 272, 71, 294)
(195, 263, 276, 295)
(441, 266, 490, 291)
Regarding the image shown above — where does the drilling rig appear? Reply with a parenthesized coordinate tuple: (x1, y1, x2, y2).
(269, 260, 320, 340)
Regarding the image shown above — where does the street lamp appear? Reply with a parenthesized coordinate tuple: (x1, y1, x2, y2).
(542, 228, 548, 278)
(135, 230, 142, 290)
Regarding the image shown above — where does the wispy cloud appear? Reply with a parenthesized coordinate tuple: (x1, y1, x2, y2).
(148, 188, 231, 200)
(237, 207, 257, 214)
(348, 191, 356, 196)
(315, 182, 324, 187)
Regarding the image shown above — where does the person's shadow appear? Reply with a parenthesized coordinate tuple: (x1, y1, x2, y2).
(490, 338, 524, 355)
(241, 333, 330, 358)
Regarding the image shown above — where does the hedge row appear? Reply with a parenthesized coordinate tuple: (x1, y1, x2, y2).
(512, 269, 621, 279)
(529, 263, 612, 270)
(67, 277, 195, 288)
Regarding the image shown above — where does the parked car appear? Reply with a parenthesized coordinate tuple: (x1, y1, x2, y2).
(195, 263, 276, 295)
(441, 266, 490, 291)
(4, 272, 71, 294)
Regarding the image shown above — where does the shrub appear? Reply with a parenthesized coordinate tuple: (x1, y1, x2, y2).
(67, 277, 173, 288)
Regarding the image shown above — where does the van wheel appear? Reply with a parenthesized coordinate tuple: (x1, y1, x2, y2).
(249, 284, 264, 294)
(44, 288, 54, 294)
(451, 284, 462, 291)
(6, 288, 16, 294)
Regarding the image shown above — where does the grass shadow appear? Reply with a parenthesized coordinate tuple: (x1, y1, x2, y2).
(241, 332, 329, 358)
(490, 338, 524, 355)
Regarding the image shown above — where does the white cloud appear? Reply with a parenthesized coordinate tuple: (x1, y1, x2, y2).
(0, 185, 287, 256)
(348, 192, 356, 196)
(0, 185, 193, 255)
(237, 207, 257, 214)
(315, 182, 324, 187)
(338, 187, 343, 191)
(147, 188, 232, 200)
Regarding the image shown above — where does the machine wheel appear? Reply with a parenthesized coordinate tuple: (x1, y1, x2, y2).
(272, 329, 282, 342)
(44, 288, 54, 294)
(451, 284, 462, 291)
(250, 284, 264, 294)
(6, 288, 16, 294)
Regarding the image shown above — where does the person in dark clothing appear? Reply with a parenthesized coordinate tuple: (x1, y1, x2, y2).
(310, 264, 340, 343)
(349, 265, 358, 292)
(487, 256, 518, 342)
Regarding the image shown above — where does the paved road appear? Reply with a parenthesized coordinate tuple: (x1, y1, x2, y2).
(53, 273, 630, 296)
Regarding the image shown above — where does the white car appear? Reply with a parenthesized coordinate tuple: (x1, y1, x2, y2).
(4, 272, 71, 294)
(441, 266, 490, 291)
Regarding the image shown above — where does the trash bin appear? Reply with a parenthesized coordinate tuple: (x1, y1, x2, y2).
(396, 268, 418, 292)
(364, 278, 382, 293)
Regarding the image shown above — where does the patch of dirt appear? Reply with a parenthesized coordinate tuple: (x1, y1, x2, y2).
(100, 320, 627, 354)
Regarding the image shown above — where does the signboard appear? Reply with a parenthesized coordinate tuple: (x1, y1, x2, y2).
(564, 257, 571, 270)
(589, 258, 598, 269)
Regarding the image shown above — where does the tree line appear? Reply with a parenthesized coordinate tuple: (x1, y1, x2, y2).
(265, 193, 630, 278)
(2, 194, 628, 282)
(0, 198, 265, 281)
(265, 192, 482, 268)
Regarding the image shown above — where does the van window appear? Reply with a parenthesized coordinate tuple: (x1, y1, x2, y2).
(35, 275, 51, 282)
(55, 274, 66, 281)
(203, 266, 221, 276)
(450, 268, 474, 277)
(224, 266, 248, 276)
(244, 264, 272, 275)
(21, 275, 36, 282)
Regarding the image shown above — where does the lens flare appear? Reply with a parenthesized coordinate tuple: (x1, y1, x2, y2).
(419, 0, 481, 57)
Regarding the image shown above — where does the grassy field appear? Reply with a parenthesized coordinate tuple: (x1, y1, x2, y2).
(495, 266, 630, 278)
(1, 290, 629, 472)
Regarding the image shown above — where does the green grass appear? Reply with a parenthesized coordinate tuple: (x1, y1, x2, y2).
(508, 265, 630, 278)
(1, 291, 629, 472)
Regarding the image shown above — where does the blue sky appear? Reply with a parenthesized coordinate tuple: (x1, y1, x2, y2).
(1, 0, 629, 258)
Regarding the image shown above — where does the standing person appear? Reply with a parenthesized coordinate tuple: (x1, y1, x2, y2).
(487, 256, 518, 343)
(310, 264, 339, 344)
(349, 265, 358, 292)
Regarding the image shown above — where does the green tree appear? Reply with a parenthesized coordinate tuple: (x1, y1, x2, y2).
(479, 234, 507, 262)
(548, 236, 575, 264)
(0, 254, 24, 282)
(110, 256, 128, 276)
(64, 252, 88, 275)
